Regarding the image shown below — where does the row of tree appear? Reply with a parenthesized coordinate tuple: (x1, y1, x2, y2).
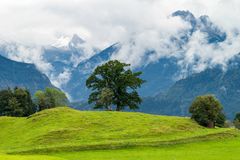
(0, 87, 68, 117)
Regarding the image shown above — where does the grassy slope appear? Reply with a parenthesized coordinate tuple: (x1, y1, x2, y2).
(54, 137, 240, 160)
(0, 107, 239, 160)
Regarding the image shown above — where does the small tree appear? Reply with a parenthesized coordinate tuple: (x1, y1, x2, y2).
(8, 97, 22, 117)
(34, 88, 69, 111)
(234, 113, 240, 121)
(34, 91, 47, 111)
(189, 95, 225, 128)
(86, 60, 145, 111)
(14, 87, 35, 116)
(0, 88, 14, 116)
(234, 113, 240, 129)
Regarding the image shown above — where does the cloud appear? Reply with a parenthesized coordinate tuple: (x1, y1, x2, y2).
(2, 43, 53, 74)
(177, 30, 240, 75)
(0, 0, 238, 46)
(50, 68, 72, 88)
(0, 0, 240, 76)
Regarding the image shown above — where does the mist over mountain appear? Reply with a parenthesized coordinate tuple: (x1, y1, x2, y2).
(0, 11, 236, 98)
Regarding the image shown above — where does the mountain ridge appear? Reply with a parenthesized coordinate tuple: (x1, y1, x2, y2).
(0, 54, 55, 94)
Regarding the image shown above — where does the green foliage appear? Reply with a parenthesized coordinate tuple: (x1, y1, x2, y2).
(86, 60, 145, 111)
(234, 113, 240, 129)
(234, 120, 240, 129)
(234, 113, 240, 121)
(96, 87, 114, 110)
(34, 91, 47, 111)
(215, 112, 226, 127)
(14, 88, 36, 116)
(189, 95, 225, 128)
(0, 88, 36, 117)
(34, 88, 69, 111)
(8, 97, 21, 116)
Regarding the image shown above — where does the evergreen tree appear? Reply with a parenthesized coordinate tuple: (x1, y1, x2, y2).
(0, 88, 36, 117)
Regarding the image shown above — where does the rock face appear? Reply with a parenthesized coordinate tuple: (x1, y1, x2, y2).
(0, 55, 54, 94)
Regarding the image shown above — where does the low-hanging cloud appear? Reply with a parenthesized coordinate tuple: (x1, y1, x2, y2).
(0, 0, 240, 78)
(1, 43, 53, 74)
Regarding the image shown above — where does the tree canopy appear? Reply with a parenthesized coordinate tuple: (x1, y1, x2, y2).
(34, 87, 69, 111)
(86, 60, 145, 111)
(189, 95, 225, 128)
(0, 87, 36, 117)
(234, 113, 240, 129)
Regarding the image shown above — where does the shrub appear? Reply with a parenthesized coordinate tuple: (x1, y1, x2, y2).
(189, 95, 225, 128)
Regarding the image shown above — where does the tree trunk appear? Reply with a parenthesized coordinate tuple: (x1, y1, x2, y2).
(107, 105, 112, 111)
(207, 121, 214, 128)
(116, 103, 121, 111)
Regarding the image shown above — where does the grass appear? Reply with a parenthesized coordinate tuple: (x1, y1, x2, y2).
(0, 154, 64, 160)
(0, 107, 239, 159)
(52, 136, 240, 160)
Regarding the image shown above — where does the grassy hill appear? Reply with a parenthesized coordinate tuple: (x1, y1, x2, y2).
(0, 107, 239, 160)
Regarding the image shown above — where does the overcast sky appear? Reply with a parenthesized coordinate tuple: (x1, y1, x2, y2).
(1, 0, 240, 77)
(0, 0, 239, 47)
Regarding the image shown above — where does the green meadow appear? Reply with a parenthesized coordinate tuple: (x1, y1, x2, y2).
(0, 107, 239, 160)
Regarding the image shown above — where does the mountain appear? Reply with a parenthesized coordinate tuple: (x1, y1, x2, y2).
(137, 57, 180, 96)
(0, 55, 54, 94)
(62, 44, 180, 101)
(172, 10, 226, 44)
(62, 43, 121, 100)
(62, 10, 227, 101)
(43, 34, 98, 82)
(141, 55, 240, 119)
(0, 10, 239, 119)
(0, 10, 231, 104)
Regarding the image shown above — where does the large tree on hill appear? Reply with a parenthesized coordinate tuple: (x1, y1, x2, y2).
(86, 60, 145, 111)
(189, 95, 225, 128)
